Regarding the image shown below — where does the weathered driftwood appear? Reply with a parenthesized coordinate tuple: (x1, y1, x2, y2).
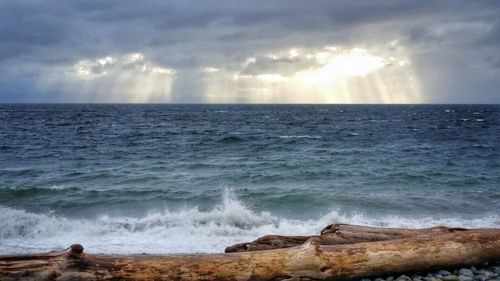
(1, 229, 499, 281)
(225, 223, 468, 252)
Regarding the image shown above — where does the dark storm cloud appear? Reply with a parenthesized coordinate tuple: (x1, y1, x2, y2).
(485, 55, 500, 69)
(0, 2, 68, 61)
(1, 1, 495, 59)
(481, 21, 500, 45)
(0, 0, 499, 102)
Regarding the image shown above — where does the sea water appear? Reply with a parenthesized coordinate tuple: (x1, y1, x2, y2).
(0, 104, 498, 254)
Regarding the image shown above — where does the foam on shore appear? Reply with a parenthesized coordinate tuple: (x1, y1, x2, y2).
(1, 191, 498, 254)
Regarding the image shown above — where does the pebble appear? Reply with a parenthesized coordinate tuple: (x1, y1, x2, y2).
(478, 269, 495, 277)
(457, 276, 473, 281)
(438, 270, 452, 276)
(395, 275, 412, 281)
(411, 275, 423, 280)
(356, 265, 500, 281)
(458, 268, 474, 277)
(490, 266, 500, 274)
(442, 275, 459, 281)
(475, 275, 488, 281)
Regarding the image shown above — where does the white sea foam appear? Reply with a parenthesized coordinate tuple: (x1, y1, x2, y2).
(7, 185, 68, 191)
(48, 185, 67, 190)
(1, 191, 498, 254)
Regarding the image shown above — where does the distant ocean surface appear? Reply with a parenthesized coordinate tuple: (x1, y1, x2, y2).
(0, 104, 499, 254)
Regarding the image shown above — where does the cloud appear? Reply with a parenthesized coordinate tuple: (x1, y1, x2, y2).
(0, 2, 68, 61)
(201, 44, 423, 103)
(38, 52, 176, 103)
(202, 67, 221, 73)
(0, 1, 499, 103)
(72, 53, 175, 78)
(236, 47, 389, 80)
(238, 53, 315, 77)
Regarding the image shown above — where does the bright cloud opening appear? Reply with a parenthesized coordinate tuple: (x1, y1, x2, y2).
(296, 48, 385, 84)
(202, 44, 424, 104)
(256, 74, 289, 82)
(40, 53, 176, 103)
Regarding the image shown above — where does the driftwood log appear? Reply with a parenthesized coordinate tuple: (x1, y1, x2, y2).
(1, 225, 499, 281)
(225, 223, 469, 252)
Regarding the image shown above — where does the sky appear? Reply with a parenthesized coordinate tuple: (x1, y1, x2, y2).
(0, 0, 499, 104)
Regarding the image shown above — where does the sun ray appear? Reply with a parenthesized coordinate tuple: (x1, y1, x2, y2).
(201, 44, 424, 104)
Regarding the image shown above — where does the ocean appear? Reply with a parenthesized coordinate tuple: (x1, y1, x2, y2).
(0, 104, 498, 254)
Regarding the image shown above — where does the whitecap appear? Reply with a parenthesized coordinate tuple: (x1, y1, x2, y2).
(6, 185, 68, 191)
(279, 135, 322, 139)
(0, 190, 498, 254)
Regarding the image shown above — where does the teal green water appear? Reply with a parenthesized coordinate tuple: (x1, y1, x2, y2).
(0, 104, 498, 253)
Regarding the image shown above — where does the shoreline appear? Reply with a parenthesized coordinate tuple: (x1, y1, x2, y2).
(358, 263, 500, 281)
(1, 225, 499, 281)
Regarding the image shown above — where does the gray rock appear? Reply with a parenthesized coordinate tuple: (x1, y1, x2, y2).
(395, 275, 412, 281)
(441, 275, 459, 281)
(470, 266, 477, 274)
(457, 275, 473, 281)
(478, 270, 495, 277)
(412, 274, 423, 281)
(475, 275, 488, 281)
(458, 268, 474, 277)
(423, 273, 438, 281)
(385, 276, 394, 281)
(490, 266, 500, 274)
(374, 278, 385, 281)
(360, 279, 371, 281)
(438, 270, 452, 276)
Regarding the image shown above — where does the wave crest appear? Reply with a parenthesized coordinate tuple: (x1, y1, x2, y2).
(1, 190, 498, 254)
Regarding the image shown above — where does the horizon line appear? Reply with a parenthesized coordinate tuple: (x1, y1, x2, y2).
(0, 102, 499, 106)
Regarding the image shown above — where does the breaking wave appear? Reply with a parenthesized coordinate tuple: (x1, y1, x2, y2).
(1, 190, 499, 255)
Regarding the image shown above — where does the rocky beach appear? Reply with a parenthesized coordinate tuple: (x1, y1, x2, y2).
(359, 264, 500, 281)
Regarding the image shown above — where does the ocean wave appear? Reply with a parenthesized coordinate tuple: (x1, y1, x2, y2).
(279, 135, 322, 139)
(5, 185, 69, 191)
(217, 135, 247, 143)
(0, 190, 498, 255)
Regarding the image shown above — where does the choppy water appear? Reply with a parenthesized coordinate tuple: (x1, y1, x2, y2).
(0, 104, 499, 254)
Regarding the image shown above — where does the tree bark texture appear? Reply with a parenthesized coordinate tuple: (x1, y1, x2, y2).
(225, 223, 470, 252)
(0, 227, 499, 281)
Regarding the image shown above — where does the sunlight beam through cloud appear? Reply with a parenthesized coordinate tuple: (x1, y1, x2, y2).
(39, 53, 176, 103)
(202, 44, 424, 104)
